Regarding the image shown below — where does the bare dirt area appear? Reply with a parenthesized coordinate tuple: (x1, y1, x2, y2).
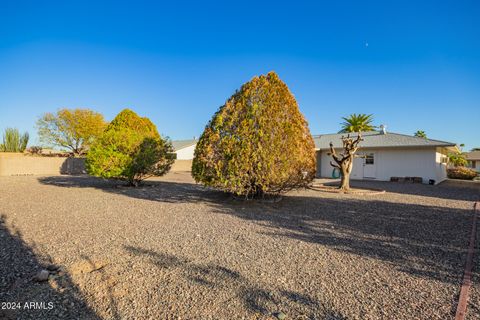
(0, 172, 478, 319)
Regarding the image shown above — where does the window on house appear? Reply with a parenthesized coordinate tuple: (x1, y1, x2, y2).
(365, 153, 374, 165)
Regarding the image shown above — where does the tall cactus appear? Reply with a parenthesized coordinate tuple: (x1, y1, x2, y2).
(1, 128, 29, 152)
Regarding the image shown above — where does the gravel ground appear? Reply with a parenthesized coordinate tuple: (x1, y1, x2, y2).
(0, 172, 478, 319)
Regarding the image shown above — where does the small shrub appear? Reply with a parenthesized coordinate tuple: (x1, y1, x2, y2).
(27, 146, 43, 154)
(447, 167, 478, 180)
(0, 128, 29, 152)
(86, 109, 174, 186)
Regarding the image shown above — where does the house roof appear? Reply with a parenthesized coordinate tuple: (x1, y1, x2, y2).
(466, 151, 480, 160)
(313, 131, 457, 150)
(172, 139, 197, 151)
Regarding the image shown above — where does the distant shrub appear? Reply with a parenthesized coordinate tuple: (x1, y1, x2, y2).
(0, 128, 29, 152)
(27, 146, 43, 154)
(447, 167, 478, 180)
(86, 109, 174, 186)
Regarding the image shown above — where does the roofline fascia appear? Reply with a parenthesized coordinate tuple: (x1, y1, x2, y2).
(173, 142, 197, 152)
(315, 144, 456, 151)
(313, 131, 456, 146)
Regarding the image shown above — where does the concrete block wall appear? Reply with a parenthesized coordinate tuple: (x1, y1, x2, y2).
(0, 153, 86, 176)
(0, 153, 192, 176)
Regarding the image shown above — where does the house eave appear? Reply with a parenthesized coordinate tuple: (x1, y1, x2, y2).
(316, 144, 457, 151)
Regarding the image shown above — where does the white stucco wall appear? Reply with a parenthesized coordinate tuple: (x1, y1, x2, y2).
(317, 147, 448, 184)
(175, 144, 196, 160)
(434, 149, 448, 182)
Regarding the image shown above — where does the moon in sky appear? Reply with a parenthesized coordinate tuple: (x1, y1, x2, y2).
(365, 42, 369, 47)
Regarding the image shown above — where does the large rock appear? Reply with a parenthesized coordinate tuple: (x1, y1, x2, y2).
(34, 269, 49, 282)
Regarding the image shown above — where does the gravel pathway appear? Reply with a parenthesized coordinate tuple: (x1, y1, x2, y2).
(0, 173, 478, 319)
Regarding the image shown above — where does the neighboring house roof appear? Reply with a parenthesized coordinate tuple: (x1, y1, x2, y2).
(314, 131, 457, 150)
(172, 139, 197, 151)
(466, 151, 480, 160)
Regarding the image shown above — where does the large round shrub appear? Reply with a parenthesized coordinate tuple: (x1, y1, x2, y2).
(86, 109, 174, 185)
(192, 71, 316, 197)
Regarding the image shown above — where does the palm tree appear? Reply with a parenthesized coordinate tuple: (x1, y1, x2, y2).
(339, 114, 375, 133)
(414, 130, 427, 138)
(334, 114, 374, 190)
(448, 152, 467, 167)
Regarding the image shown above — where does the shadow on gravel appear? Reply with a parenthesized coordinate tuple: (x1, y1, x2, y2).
(322, 179, 480, 202)
(39, 175, 475, 285)
(220, 194, 474, 287)
(38, 175, 230, 203)
(124, 245, 324, 317)
(0, 215, 100, 320)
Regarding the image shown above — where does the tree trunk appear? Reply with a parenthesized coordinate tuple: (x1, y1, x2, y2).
(339, 167, 350, 191)
(329, 132, 362, 192)
(339, 161, 353, 191)
(127, 177, 140, 187)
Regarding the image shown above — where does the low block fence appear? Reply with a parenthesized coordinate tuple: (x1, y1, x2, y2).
(0, 153, 192, 176)
(0, 153, 86, 176)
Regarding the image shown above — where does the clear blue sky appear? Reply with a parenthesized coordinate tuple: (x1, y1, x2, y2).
(1, 0, 479, 149)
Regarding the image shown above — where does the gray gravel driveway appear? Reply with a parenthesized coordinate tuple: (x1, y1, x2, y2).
(0, 173, 478, 319)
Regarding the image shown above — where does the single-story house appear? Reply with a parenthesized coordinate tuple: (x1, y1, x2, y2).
(466, 151, 480, 172)
(314, 129, 458, 184)
(172, 139, 197, 160)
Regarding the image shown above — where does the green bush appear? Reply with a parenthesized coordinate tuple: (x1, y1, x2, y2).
(447, 167, 478, 180)
(448, 152, 468, 167)
(86, 109, 174, 186)
(192, 71, 316, 198)
(0, 128, 29, 152)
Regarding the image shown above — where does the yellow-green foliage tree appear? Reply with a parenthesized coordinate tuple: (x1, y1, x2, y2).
(86, 109, 174, 186)
(37, 108, 107, 156)
(192, 72, 316, 198)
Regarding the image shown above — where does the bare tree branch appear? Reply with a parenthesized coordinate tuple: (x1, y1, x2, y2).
(328, 132, 363, 190)
(329, 161, 340, 169)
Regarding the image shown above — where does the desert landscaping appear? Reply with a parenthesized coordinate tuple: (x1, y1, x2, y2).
(1, 171, 478, 319)
(0, 73, 478, 320)
(2, 3, 479, 318)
